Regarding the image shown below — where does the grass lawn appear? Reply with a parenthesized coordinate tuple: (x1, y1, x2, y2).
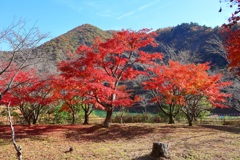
(0, 123, 240, 160)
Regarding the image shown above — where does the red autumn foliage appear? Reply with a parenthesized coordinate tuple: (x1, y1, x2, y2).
(222, 0, 240, 28)
(58, 29, 163, 127)
(0, 68, 56, 125)
(144, 60, 232, 126)
(224, 29, 240, 75)
(51, 76, 95, 124)
(220, 1, 240, 76)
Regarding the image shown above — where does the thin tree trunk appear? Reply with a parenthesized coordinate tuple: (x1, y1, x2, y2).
(186, 115, 193, 126)
(83, 104, 93, 125)
(104, 109, 113, 127)
(72, 110, 75, 124)
(83, 112, 89, 125)
(32, 105, 41, 125)
(168, 114, 175, 124)
(188, 120, 193, 126)
(27, 120, 31, 126)
(32, 117, 37, 125)
(7, 103, 23, 160)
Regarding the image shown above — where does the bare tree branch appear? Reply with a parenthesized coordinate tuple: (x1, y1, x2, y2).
(158, 42, 200, 64)
(206, 34, 228, 61)
(0, 18, 49, 99)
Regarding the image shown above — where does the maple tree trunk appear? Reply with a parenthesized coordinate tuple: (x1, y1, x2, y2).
(188, 120, 193, 126)
(70, 105, 76, 124)
(168, 114, 175, 124)
(32, 118, 37, 125)
(71, 111, 75, 124)
(82, 104, 93, 125)
(186, 115, 193, 126)
(32, 113, 38, 125)
(83, 112, 89, 125)
(104, 109, 113, 127)
(26, 119, 31, 126)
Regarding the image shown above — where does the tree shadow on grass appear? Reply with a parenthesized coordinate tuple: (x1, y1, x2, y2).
(0, 124, 87, 139)
(0, 124, 158, 140)
(131, 154, 154, 160)
(132, 154, 170, 160)
(64, 124, 161, 142)
(199, 125, 240, 134)
(0, 123, 174, 142)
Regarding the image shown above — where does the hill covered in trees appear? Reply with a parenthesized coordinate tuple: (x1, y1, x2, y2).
(38, 22, 229, 67)
(155, 23, 227, 66)
(38, 24, 112, 61)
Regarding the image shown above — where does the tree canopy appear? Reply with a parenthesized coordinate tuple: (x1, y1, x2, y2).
(58, 29, 163, 127)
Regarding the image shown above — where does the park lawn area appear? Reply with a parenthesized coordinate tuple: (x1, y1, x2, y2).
(0, 123, 240, 160)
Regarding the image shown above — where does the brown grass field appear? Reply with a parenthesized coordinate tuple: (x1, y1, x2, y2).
(0, 123, 240, 160)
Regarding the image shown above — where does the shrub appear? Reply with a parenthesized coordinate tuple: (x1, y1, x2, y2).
(112, 112, 167, 123)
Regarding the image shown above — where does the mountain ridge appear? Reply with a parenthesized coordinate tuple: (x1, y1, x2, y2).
(37, 24, 112, 60)
(37, 22, 229, 67)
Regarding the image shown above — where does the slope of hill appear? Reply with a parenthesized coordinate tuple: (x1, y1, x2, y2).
(154, 22, 227, 67)
(38, 24, 112, 61)
(37, 22, 233, 68)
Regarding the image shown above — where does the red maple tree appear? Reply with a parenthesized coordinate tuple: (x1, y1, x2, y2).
(52, 76, 94, 124)
(224, 29, 240, 76)
(1, 70, 55, 125)
(220, 0, 240, 76)
(58, 29, 162, 127)
(221, 0, 240, 28)
(144, 60, 232, 126)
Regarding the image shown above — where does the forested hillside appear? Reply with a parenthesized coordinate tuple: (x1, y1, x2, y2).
(38, 22, 229, 67)
(154, 23, 227, 67)
(38, 24, 112, 61)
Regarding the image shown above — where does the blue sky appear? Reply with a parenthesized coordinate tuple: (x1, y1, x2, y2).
(0, 0, 236, 45)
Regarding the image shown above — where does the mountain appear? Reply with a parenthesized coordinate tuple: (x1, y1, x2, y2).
(153, 22, 227, 67)
(38, 22, 229, 67)
(37, 24, 112, 61)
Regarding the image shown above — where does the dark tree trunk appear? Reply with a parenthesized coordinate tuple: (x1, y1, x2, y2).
(26, 114, 32, 125)
(186, 115, 193, 126)
(151, 142, 170, 159)
(104, 109, 113, 127)
(168, 114, 175, 124)
(32, 118, 37, 125)
(83, 112, 89, 125)
(82, 104, 93, 125)
(32, 113, 38, 125)
(188, 120, 193, 126)
(71, 111, 75, 124)
(27, 119, 31, 126)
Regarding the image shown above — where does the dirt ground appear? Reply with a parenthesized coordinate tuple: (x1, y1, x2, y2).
(0, 123, 240, 160)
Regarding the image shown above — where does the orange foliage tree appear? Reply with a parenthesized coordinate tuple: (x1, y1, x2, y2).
(224, 29, 240, 76)
(0, 68, 55, 125)
(144, 60, 232, 126)
(221, 0, 240, 76)
(58, 29, 162, 127)
(52, 76, 94, 124)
